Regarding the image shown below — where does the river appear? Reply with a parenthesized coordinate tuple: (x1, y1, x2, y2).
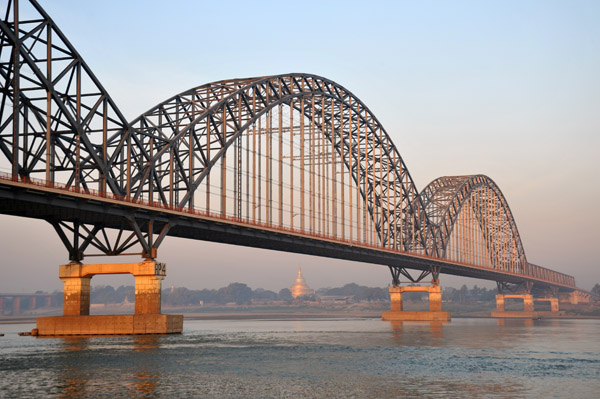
(0, 318, 599, 398)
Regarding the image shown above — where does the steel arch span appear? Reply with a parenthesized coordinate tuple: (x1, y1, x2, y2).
(421, 175, 527, 270)
(121, 74, 435, 255)
(0, 0, 579, 292)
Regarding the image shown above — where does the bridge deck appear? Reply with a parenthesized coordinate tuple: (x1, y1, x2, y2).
(0, 175, 576, 292)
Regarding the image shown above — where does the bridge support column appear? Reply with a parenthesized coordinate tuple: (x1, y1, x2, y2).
(61, 266, 91, 316)
(523, 294, 534, 312)
(12, 297, 20, 316)
(569, 291, 579, 304)
(389, 286, 403, 311)
(495, 294, 505, 312)
(491, 294, 538, 318)
(531, 297, 561, 314)
(550, 298, 559, 312)
(560, 291, 591, 305)
(135, 275, 162, 315)
(382, 284, 450, 322)
(429, 286, 442, 312)
(35, 260, 182, 336)
(566, 291, 590, 304)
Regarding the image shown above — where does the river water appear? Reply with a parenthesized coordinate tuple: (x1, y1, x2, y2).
(0, 318, 598, 398)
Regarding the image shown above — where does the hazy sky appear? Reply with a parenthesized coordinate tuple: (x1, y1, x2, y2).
(1, 0, 598, 293)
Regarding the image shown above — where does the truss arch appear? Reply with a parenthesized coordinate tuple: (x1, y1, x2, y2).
(420, 174, 528, 274)
(121, 74, 436, 254)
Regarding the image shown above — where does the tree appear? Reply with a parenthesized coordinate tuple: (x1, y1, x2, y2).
(216, 283, 252, 305)
(278, 288, 293, 302)
(592, 283, 600, 299)
(297, 294, 316, 301)
(252, 288, 278, 301)
(458, 284, 468, 303)
(320, 283, 388, 301)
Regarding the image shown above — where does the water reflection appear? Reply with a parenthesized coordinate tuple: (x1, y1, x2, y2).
(133, 370, 159, 397)
(133, 334, 160, 352)
(387, 320, 446, 345)
(132, 335, 160, 397)
(61, 336, 89, 352)
(496, 318, 534, 327)
(54, 335, 162, 398)
(59, 338, 89, 398)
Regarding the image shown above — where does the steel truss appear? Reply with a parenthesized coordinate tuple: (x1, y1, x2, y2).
(388, 265, 441, 287)
(47, 218, 170, 262)
(0, 0, 435, 255)
(0, 0, 131, 194)
(420, 175, 527, 272)
(122, 75, 436, 255)
(419, 175, 574, 287)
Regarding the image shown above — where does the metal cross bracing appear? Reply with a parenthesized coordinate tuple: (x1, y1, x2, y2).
(419, 175, 575, 287)
(0, 0, 131, 194)
(123, 74, 434, 255)
(0, 0, 579, 293)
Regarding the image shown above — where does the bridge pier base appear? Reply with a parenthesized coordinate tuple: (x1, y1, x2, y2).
(559, 291, 590, 305)
(35, 260, 182, 336)
(382, 285, 450, 322)
(62, 275, 91, 315)
(492, 294, 560, 318)
(534, 297, 560, 314)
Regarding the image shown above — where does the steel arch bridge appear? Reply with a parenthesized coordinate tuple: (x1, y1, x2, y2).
(0, 0, 578, 294)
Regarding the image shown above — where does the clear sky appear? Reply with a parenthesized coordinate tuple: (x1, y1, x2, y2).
(1, 0, 598, 292)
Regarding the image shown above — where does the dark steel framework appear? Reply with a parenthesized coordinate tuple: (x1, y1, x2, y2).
(0, 0, 577, 292)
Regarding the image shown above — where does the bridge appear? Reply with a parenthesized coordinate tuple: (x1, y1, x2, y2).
(0, 0, 587, 333)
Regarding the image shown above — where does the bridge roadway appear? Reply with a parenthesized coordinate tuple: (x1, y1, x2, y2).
(0, 174, 577, 293)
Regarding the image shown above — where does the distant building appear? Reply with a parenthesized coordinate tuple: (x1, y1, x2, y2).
(290, 267, 315, 298)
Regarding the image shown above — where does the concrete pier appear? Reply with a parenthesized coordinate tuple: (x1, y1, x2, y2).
(559, 290, 591, 305)
(491, 293, 560, 318)
(12, 296, 20, 316)
(37, 314, 183, 335)
(36, 260, 182, 336)
(535, 297, 559, 313)
(382, 285, 450, 322)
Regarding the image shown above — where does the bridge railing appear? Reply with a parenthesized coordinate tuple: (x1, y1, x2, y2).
(527, 262, 575, 288)
(0, 172, 577, 290)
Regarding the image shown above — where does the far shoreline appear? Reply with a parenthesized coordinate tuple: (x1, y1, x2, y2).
(1, 312, 599, 325)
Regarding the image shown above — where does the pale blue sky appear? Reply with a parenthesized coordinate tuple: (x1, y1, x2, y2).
(1, 0, 598, 292)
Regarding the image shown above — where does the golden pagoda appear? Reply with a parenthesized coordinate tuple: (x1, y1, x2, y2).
(290, 266, 315, 298)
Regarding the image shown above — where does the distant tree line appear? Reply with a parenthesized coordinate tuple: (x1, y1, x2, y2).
(18, 282, 600, 308)
(89, 282, 388, 306)
(90, 283, 291, 306)
(443, 285, 497, 303)
(317, 283, 388, 302)
(87, 282, 501, 306)
(163, 283, 279, 306)
(90, 285, 134, 304)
